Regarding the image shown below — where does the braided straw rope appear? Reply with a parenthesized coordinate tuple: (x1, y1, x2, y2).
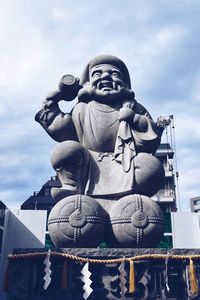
(7, 252, 200, 264)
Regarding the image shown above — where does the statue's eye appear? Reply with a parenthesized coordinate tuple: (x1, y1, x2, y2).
(92, 71, 101, 78)
(112, 71, 121, 78)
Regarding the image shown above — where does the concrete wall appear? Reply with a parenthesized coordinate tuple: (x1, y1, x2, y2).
(171, 212, 200, 248)
(0, 209, 47, 300)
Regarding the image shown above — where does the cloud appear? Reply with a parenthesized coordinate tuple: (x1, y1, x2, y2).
(1, 0, 200, 211)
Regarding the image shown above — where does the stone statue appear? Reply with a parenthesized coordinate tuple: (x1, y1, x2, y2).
(36, 55, 165, 248)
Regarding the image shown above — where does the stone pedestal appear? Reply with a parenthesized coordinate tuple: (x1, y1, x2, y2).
(5, 248, 200, 300)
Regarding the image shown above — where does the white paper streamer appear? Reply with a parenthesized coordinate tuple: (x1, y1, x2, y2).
(43, 249, 52, 290)
(164, 252, 170, 292)
(80, 262, 93, 299)
(118, 260, 128, 297)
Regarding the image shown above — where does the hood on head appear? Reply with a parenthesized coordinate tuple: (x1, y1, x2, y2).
(80, 54, 131, 88)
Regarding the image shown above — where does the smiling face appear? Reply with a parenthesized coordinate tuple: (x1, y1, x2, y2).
(78, 62, 134, 104)
(89, 64, 124, 92)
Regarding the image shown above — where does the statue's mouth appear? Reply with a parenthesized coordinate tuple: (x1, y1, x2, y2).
(98, 81, 114, 91)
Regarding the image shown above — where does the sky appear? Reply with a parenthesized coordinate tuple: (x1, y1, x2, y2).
(0, 0, 200, 211)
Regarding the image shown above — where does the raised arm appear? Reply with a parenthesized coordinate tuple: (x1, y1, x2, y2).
(35, 90, 78, 142)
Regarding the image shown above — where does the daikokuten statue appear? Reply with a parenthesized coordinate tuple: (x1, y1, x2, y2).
(36, 55, 165, 248)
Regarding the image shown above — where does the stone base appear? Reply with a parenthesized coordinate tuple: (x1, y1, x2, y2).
(5, 248, 200, 300)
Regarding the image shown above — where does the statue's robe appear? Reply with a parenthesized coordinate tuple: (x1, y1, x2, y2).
(36, 100, 162, 196)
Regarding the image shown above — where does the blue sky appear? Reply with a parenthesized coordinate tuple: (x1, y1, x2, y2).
(0, 0, 200, 210)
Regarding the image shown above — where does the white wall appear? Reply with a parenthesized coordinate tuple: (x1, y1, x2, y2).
(171, 212, 200, 248)
(0, 209, 47, 300)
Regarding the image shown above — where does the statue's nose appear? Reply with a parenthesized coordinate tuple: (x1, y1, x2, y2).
(101, 71, 110, 80)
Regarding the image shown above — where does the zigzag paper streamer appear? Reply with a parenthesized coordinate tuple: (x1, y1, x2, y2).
(164, 252, 170, 292)
(118, 260, 128, 297)
(80, 262, 93, 299)
(43, 249, 52, 290)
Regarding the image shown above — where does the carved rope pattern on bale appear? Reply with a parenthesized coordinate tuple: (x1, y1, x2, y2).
(147, 217, 165, 224)
(48, 217, 70, 224)
(110, 217, 164, 225)
(136, 228, 143, 245)
(48, 216, 106, 225)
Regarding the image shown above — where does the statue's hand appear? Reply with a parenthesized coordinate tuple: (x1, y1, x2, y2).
(42, 90, 62, 110)
(119, 106, 135, 122)
(39, 90, 62, 122)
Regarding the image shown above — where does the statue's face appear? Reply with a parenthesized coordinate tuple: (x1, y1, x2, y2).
(89, 64, 124, 92)
(78, 63, 133, 104)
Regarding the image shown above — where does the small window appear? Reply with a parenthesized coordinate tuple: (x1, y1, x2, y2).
(194, 200, 200, 206)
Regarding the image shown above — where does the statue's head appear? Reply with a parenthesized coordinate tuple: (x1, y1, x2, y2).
(78, 55, 134, 103)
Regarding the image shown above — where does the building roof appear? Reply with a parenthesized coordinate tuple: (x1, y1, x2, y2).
(21, 176, 60, 210)
(21, 196, 57, 209)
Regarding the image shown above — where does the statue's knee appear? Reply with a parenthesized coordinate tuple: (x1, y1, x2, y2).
(51, 141, 86, 170)
(134, 153, 164, 196)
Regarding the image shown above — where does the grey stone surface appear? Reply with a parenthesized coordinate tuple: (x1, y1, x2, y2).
(36, 54, 165, 248)
(108, 194, 164, 248)
(48, 194, 108, 247)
